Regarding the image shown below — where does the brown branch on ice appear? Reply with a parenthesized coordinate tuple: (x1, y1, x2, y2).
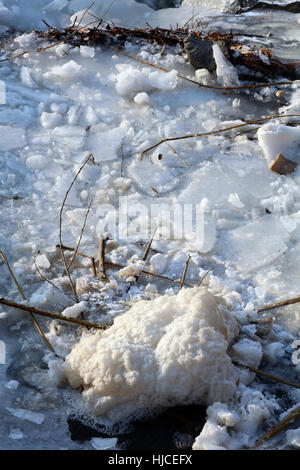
(233, 361, 300, 390)
(141, 114, 300, 157)
(58, 154, 94, 303)
(0, 297, 108, 330)
(256, 295, 300, 313)
(179, 254, 191, 291)
(255, 404, 300, 448)
(58, 245, 195, 288)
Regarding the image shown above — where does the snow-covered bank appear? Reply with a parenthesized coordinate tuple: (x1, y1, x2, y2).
(0, 0, 300, 451)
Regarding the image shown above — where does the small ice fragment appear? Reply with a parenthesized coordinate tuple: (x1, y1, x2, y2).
(44, 60, 82, 80)
(9, 428, 24, 440)
(61, 301, 87, 319)
(134, 92, 150, 106)
(80, 46, 95, 58)
(41, 112, 63, 129)
(91, 437, 118, 450)
(150, 253, 168, 274)
(35, 254, 51, 270)
(4, 380, 19, 391)
(228, 193, 244, 209)
(6, 408, 44, 424)
(286, 428, 300, 448)
(0, 126, 26, 151)
(231, 338, 262, 369)
(26, 154, 48, 171)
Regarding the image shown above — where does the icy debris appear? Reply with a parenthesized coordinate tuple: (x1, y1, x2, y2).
(150, 253, 168, 274)
(26, 154, 49, 171)
(4, 380, 19, 391)
(212, 44, 240, 86)
(118, 259, 145, 281)
(91, 437, 118, 450)
(6, 408, 45, 425)
(80, 46, 95, 58)
(231, 338, 263, 369)
(286, 428, 300, 448)
(257, 122, 300, 164)
(88, 127, 124, 162)
(263, 342, 285, 365)
(206, 402, 239, 428)
(9, 429, 24, 440)
(35, 254, 51, 270)
(134, 92, 150, 106)
(41, 112, 63, 129)
(225, 216, 290, 273)
(44, 60, 83, 81)
(115, 65, 177, 97)
(64, 287, 239, 421)
(192, 420, 236, 450)
(61, 301, 87, 319)
(0, 126, 26, 151)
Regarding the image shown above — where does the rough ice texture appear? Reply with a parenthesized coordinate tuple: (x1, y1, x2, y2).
(64, 287, 239, 421)
(257, 122, 300, 164)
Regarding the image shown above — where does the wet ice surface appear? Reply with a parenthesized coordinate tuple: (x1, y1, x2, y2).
(0, 0, 300, 451)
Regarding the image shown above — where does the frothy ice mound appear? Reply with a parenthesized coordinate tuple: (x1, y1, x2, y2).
(64, 287, 239, 421)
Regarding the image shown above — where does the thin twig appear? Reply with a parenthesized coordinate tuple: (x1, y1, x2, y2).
(141, 113, 300, 157)
(98, 236, 107, 281)
(107, 45, 298, 91)
(179, 254, 191, 290)
(59, 154, 93, 302)
(58, 245, 194, 288)
(0, 297, 108, 330)
(198, 266, 215, 287)
(255, 295, 300, 313)
(255, 405, 300, 448)
(233, 361, 300, 390)
(68, 198, 94, 271)
(0, 250, 57, 355)
(34, 255, 73, 302)
(164, 142, 192, 166)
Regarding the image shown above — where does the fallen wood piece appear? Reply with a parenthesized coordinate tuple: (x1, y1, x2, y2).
(270, 153, 297, 175)
(0, 298, 108, 330)
(255, 404, 300, 448)
(232, 361, 300, 390)
(255, 295, 300, 312)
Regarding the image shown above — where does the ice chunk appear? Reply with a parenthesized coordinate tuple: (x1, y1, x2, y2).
(4, 380, 19, 391)
(134, 92, 150, 106)
(88, 127, 124, 162)
(212, 44, 240, 86)
(7, 408, 45, 424)
(64, 287, 239, 421)
(61, 301, 87, 319)
(192, 421, 232, 450)
(150, 253, 168, 274)
(225, 216, 289, 273)
(0, 126, 26, 151)
(9, 429, 24, 440)
(263, 342, 285, 365)
(286, 428, 300, 448)
(35, 254, 51, 269)
(91, 437, 118, 450)
(257, 122, 300, 164)
(44, 60, 82, 81)
(26, 154, 48, 171)
(80, 46, 95, 58)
